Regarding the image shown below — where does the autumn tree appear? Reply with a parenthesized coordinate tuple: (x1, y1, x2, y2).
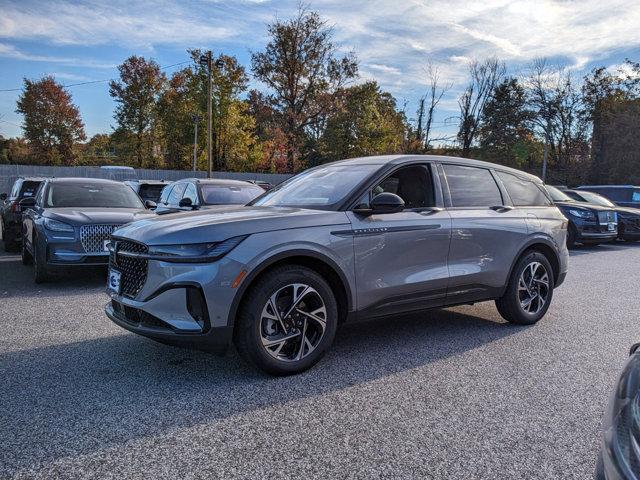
(413, 62, 452, 151)
(478, 78, 534, 168)
(320, 82, 406, 161)
(15, 76, 86, 165)
(251, 8, 358, 172)
(109, 56, 166, 167)
(457, 58, 505, 156)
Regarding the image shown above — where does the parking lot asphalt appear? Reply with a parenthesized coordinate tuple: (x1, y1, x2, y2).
(0, 242, 638, 479)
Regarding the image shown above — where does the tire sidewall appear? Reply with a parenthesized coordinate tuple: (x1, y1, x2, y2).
(511, 252, 555, 323)
(240, 267, 338, 375)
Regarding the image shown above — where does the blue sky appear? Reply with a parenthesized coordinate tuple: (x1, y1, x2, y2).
(1, 0, 640, 141)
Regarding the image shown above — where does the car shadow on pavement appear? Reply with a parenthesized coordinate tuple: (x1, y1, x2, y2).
(0, 252, 107, 298)
(0, 308, 520, 475)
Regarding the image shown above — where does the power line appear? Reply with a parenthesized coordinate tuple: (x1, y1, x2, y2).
(0, 60, 192, 93)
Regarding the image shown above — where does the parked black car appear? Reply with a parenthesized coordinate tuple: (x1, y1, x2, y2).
(124, 179, 170, 203)
(20, 178, 154, 282)
(562, 189, 640, 242)
(577, 185, 640, 209)
(154, 178, 265, 215)
(597, 342, 640, 480)
(545, 185, 618, 247)
(0, 176, 45, 252)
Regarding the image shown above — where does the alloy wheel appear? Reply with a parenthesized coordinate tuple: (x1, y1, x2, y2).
(260, 283, 327, 362)
(518, 261, 549, 315)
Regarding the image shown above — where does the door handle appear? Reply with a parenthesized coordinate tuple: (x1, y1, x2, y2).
(419, 207, 444, 215)
(490, 205, 514, 212)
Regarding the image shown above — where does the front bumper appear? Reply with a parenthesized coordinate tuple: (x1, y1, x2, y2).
(48, 248, 110, 265)
(106, 300, 232, 354)
(576, 231, 618, 243)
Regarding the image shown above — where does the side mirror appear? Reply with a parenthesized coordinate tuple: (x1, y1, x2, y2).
(0, 193, 7, 201)
(370, 192, 405, 214)
(630, 343, 640, 356)
(19, 197, 36, 208)
(178, 197, 195, 209)
(144, 200, 157, 210)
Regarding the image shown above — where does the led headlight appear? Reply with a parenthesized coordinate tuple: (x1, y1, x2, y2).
(568, 209, 596, 220)
(43, 218, 74, 233)
(601, 349, 640, 479)
(147, 235, 247, 263)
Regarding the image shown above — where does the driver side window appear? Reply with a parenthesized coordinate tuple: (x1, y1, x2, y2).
(357, 164, 435, 210)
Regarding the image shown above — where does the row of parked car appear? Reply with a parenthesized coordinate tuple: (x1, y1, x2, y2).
(1, 158, 639, 478)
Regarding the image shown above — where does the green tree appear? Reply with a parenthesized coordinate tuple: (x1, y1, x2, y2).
(15, 76, 86, 165)
(478, 78, 533, 168)
(320, 82, 407, 161)
(251, 8, 358, 172)
(109, 56, 166, 167)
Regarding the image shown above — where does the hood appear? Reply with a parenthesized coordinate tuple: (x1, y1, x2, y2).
(44, 207, 154, 226)
(554, 200, 615, 212)
(112, 205, 351, 245)
(615, 206, 640, 217)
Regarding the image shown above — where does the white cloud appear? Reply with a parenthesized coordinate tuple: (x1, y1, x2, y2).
(0, 42, 115, 68)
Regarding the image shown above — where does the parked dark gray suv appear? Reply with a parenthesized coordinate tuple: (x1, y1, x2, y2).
(105, 155, 569, 375)
(21, 178, 153, 283)
(1, 177, 44, 252)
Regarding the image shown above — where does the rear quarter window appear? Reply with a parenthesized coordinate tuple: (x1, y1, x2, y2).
(442, 164, 503, 207)
(497, 172, 551, 206)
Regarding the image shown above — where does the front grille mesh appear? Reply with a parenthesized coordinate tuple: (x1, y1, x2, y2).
(110, 239, 148, 298)
(80, 224, 122, 253)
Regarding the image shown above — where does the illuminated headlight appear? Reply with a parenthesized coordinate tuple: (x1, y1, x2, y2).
(568, 209, 596, 221)
(602, 349, 640, 478)
(147, 235, 247, 263)
(44, 218, 74, 233)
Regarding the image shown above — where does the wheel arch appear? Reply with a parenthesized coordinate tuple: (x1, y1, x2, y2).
(507, 237, 562, 289)
(227, 249, 354, 328)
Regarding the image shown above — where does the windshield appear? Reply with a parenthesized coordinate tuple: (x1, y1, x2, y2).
(576, 191, 615, 207)
(46, 183, 144, 208)
(201, 184, 264, 205)
(251, 164, 381, 208)
(545, 186, 574, 202)
(138, 184, 166, 202)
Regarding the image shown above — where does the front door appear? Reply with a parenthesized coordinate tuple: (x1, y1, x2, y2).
(347, 163, 452, 318)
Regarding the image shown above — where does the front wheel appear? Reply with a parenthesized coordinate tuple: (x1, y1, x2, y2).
(2, 222, 19, 252)
(496, 251, 555, 325)
(234, 265, 338, 376)
(21, 239, 32, 265)
(33, 240, 51, 283)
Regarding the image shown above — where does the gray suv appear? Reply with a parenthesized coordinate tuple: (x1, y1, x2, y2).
(105, 155, 569, 375)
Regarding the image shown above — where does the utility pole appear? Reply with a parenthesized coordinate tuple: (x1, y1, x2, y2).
(199, 52, 223, 178)
(191, 114, 200, 172)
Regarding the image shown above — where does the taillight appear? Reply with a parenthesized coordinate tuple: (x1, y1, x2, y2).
(10, 201, 20, 213)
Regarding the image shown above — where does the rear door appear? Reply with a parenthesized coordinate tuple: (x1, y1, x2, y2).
(347, 163, 452, 317)
(440, 163, 528, 304)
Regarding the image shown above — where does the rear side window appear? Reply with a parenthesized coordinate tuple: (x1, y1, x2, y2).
(183, 183, 199, 204)
(497, 172, 550, 206)
(443, 164, 502, 207)
(19, 181, 41, 199)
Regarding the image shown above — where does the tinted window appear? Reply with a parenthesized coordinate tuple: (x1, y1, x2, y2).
(632, 190, 640, 203)
(183, 183, 199, 204)
(138, 184, 165, 202)
(167, 183, 186, 205)
(201, 184, 263, 205)
(571, 190, 615, 207)
(19, 181, 42, 199)
(45, 183, 144, 208)
(497, 172, 550, 206)
(370, 165, 434, 209)
(252, 164, 380, 208)
(443, 164, 502, 207)
(584, 187, 628, 202)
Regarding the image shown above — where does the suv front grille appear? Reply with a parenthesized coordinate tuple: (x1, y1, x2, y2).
(110, 239, 148, 299)
(597, 211, 616, 224)
(80, 224, 122, 253)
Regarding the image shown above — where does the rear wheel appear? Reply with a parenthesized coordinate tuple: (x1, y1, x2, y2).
(234, 265, 338, 376)
(2, 222, 19, 252)
(496, 251, 555, 325)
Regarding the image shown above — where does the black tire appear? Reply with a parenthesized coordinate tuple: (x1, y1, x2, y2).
(234, 265, 338, 376)
(33, 240, 51, 283)
(496, 250, 555, 325)
(21, 239, 33, 265)
(566, 224, 577, 249)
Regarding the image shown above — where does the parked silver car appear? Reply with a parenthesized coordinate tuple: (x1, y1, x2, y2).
(105, 155, 569, 375)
